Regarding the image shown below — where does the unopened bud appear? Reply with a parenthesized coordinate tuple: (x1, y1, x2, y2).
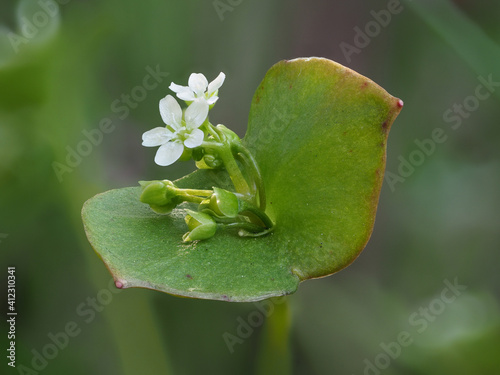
(183, 210, 217, 242)
(209, 187, 239, 217)
(216, 124, 240, 144)
(139, 180, 179, 214)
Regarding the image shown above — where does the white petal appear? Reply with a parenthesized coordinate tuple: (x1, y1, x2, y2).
(154, 141, 184, 166)
(184, 129, 204, 148)
(188, 73, 208, 96)
(169, 82, 187, 93)
(177, 91, 196, 101)
(159, 95, 183, 130)
(142, 127, 173, 147)
(206, 95, 219, 105)
(169, 83, 196, 101)
(184, 99, 209, 129)
(207, 72, 225, 95)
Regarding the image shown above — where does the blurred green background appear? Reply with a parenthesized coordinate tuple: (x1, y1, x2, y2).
(1, 0, 499, 374)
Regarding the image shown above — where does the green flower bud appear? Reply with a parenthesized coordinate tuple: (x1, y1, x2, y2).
(195, 158, 210, 170)
(203, 153, 223, 168)
(182, 210, 217, 242)
(194, 150, 223, 169)
(209, 187, 239, 218)
(139, 180, 179, 214)
(198, 188, 239, 218)
(216, 124, 240, 144)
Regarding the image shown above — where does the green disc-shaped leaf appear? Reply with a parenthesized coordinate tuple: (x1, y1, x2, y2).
(82, 58, 402, 302)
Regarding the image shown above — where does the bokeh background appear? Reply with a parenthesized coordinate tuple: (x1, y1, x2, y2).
(1, 0, 500, 374)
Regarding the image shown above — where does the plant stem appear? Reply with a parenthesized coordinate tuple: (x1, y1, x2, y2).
(206, 123, 222, 141)
(108, 290, 174, 375)
(180, 194, 206, 204)
(236, 145, 266, 210)
(202, 141, 251, 197)
(236, 152, 259, 207)
(254, 297, 292, 375)
(221, 147, 252, 196)
(176, 188, 213, 197)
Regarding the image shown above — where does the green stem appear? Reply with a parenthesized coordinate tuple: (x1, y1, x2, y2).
(220, 148, 251, 196)
(202, 141, 251, 197)
(237, 227, 274, 238)
(175, 188, 212, 197)
(108, 291, 174, 375)
(255, 297, 292, 375)
(206, 123, 222, 141)
(236, 145, 266, 210)
(235, 153, 258, 206)
(179, 194, 205, 204)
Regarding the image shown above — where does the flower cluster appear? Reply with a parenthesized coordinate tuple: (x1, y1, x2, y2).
(142, 72, 225, 166)
(140, 71, 273, 242)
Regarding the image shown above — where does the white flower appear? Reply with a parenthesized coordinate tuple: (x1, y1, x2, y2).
(142, 95, 208, 166)
(169, 72, 225, 108)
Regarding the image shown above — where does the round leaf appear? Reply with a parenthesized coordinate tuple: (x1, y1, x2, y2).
(82, 58, 403, 301)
